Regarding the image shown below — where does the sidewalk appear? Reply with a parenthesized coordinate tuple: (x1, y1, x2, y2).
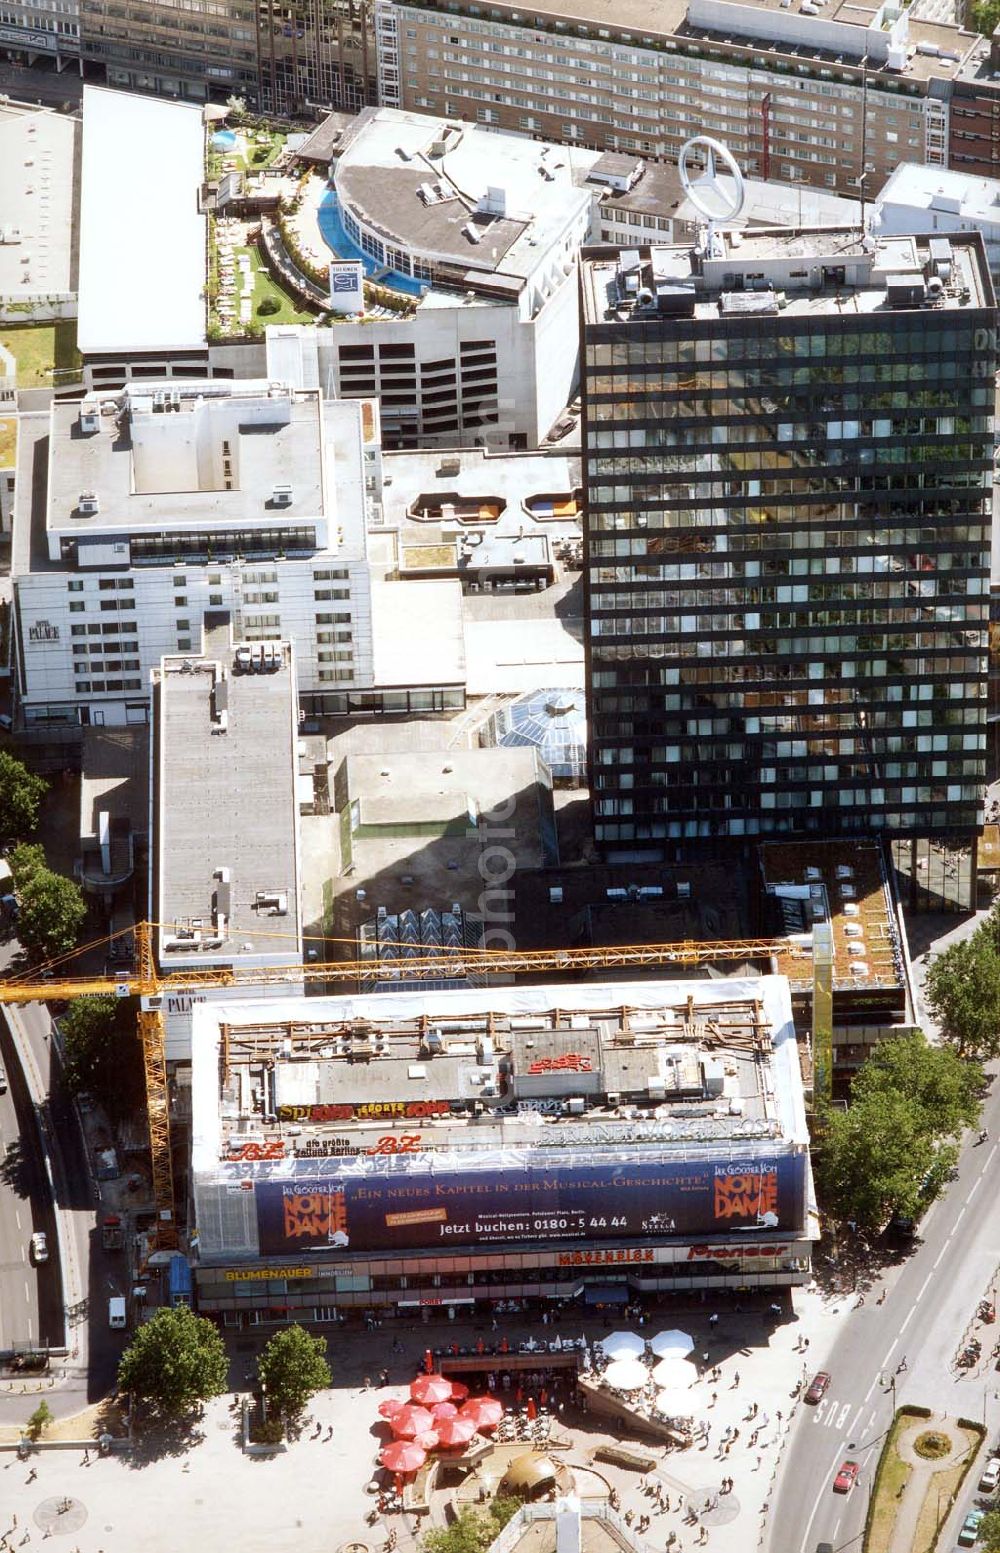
(0, 1292, 854, 1553)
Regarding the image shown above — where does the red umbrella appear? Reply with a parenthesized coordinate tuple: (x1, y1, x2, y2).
(462, 1397, 504, 1429)
(380, 1440, 427, 1474)
(415, 1430, 440, 1450)
(431, 1402, 458, 1422)
(392, 1405, 435, 1439)
(435, 1415, 477, 1448)
(449, 1380, 470, 1401)
(378, 1398, 404, 1419)
(410, 1374, 454, 1407)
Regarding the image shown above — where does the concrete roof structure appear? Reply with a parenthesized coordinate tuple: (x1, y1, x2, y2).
(41, 381, 332, 558)
(460, 0, 985, 84)
(333, 107, 595, 286)
(581, 229, 993, 325)
(77, 86, 205, 355)
(370, 578, 466, 689)
(760, 841, 907, 995)
(190, 974, 809, 1179)
(876, 162, 1000, 241)
(381, 445, 579, 585)
(155, 642, 302, 970)
(0, 103, 78, 304)
(597, 158, 860, 232)
(463, 617, 584, 697)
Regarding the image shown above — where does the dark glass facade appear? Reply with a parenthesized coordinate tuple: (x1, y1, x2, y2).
(581, 241, 997, 850)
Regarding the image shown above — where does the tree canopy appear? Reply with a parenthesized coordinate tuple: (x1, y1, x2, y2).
(59, 995, 144, 1123)
(923, 929, 1000, 1059)
(117, 1304, 228, 1419)
(257, 1325, 331, 1418)
(978, 1508, 1000, 1552)
(8, 843, 86, 964)
(812, 1032, 980, 1232)
(971, 0, 1000, 37)
(422, 1500, 521, 1553)
(0, 752, 47, 840)
(851, 1033, 982, 1136)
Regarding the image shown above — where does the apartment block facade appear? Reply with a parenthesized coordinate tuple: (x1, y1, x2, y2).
(579, 232, 996, 854)
(374, 0, 1000, 198)
(76, 0, 374, 111)
(11, 383, 377, 728)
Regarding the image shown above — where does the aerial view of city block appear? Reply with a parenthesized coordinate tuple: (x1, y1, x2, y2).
(4, 3, 1000, 1548)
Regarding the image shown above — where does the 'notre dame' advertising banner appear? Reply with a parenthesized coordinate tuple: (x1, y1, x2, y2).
(254, 1155, 806, 1256)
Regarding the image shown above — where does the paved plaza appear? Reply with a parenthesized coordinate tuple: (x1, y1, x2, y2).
(0, 1290, 855, 1553)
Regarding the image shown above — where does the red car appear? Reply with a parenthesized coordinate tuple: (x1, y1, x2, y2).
(805, 1371, 831, 1405)
(834, 1461, 860, 1494)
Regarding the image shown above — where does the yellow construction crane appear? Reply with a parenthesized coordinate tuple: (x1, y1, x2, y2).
(0, 923, 809, 1250)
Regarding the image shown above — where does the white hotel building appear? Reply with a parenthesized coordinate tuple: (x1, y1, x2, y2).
(11, 379, 466, 730)
(273, 106, 595, 450)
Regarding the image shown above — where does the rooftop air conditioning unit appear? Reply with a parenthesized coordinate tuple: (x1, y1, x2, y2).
(79, 405, 100, 434)
(79, 492, 99, 515)
(272, 484, 293, 507)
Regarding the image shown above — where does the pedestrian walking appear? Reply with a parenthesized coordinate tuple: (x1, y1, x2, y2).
(709, 1313, 718, 1328)
(732, 1371, 740, 1388)
(755, 1455, 762, 1471)
(709, 1392, 717, 1407)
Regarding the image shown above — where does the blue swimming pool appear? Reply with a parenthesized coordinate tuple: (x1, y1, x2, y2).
(317, 189, 426, 298)
(212, 129, 237, 150)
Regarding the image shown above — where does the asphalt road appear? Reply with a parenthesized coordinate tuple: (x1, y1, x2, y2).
(0, 996, 122, 1414)
(774, 1075, 1000, 1553)
(0, 1018, 46, 1352)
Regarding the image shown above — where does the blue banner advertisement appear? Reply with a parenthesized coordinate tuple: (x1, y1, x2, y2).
(254, 1154, 806, 1255)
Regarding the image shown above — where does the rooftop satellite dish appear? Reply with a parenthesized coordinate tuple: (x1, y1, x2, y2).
(678, 136, 746, 244)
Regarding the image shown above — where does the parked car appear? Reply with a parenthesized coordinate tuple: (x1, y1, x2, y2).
(979, 1459, 1000, 1493)
(29, 1231, 48, 1263)
(833, 1461, 860, 1494)
(805, 1371, 831, 1404)
(958, 1509, 984, 1546)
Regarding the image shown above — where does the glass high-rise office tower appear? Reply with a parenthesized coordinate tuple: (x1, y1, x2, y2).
(580, 230, 996, 867)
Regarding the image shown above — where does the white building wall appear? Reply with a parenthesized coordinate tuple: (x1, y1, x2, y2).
(314, 283, 579, 448)
(15, 553, 375, 727)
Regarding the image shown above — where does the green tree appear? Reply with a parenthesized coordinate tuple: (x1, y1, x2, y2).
(422, 1500, 521, 1553)
(26, 1400, 53, 1439)
(851, 1033, 982, 1137)
(923, 932, 1000, 1059)
(15, 865, 86, 963)
(0, 752, 47, 839)
(118, 1304, 228, 1420)
(60, 995, 144, 1123)
(812, 1033, 980, 1231)
(979, 1508, 1000, 1552)
(971, 0, 1000, 36)
(813, 1089, 949, 1232)
(8, 842, 45, 888)
(257, 1324, 331, 1419)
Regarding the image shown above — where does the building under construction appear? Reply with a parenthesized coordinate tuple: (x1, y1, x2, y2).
(188, 976, 816, 1326)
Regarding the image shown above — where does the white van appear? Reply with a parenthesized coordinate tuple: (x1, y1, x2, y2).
(108, 1296, 127, 1329)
